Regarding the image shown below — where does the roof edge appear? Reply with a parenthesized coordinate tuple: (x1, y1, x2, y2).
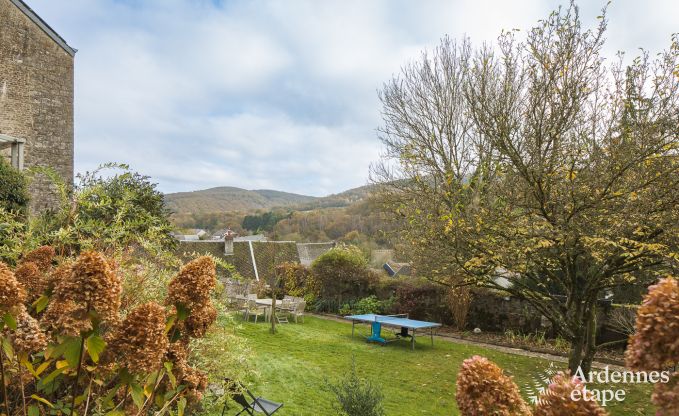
(9, 0, 77, 57)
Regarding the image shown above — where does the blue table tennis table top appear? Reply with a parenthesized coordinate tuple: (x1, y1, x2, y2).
(345, 314, 442, 329)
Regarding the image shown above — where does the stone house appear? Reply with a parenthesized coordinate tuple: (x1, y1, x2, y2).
(0, 0, 75, 213)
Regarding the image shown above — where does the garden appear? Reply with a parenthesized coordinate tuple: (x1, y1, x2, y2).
(1, 1, 678, 415)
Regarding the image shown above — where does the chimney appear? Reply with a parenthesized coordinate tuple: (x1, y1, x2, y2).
(223, 228, 237, 255)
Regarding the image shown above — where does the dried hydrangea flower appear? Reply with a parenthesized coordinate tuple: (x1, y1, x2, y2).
(182, 303, 217, 338)
(651, 372, 679, 415)
(455, 355, 532, 416)
(21, 246, 55, 272)
(167, 256, 216, 310)
(534, 372, 607, 416)
(14, 262, 45, 301)
(42, 252, 121, 336)
(165, 342, 208, 404)
(49, 251, 122, 330)
(46, 261, 73, 294)
(0, 262, 27, 315)
(625, 277, 679, 371)
(107, 302, 168, 374)
(41, 299, 92, 337)
(5, 308, 48, 354)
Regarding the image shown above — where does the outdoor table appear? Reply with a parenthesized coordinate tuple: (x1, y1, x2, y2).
(345, 314, 441, 350)
(255, 298, 274, 322)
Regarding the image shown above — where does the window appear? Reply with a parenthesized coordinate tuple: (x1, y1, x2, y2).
(0, 134, 25, 170)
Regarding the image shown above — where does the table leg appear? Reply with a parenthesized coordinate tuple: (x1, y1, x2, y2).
(431, 329, 434, 346)
(352, 321, 355, 338)
(411, 329, 416, 350)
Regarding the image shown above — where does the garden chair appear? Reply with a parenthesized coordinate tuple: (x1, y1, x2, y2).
(222, 381, 283, 416)
(274, 299, 293, 324)
(244, 300, 266, 323)
(291, 301, 306, 323)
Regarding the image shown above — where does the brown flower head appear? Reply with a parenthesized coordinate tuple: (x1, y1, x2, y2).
(651, 372, 679, 415)
(455, 355, 531, 416)
(167, 257, 216, 310)
(5, 308, 48, 354)
(41, 299, 92, 337)
(42, 252, 121, 336)
(625, 277, 679, 371)
(108, 302, 168, 374)
(54, 251, 122, 325)
(182, 303, 217, 338)
(14, 262, 45, 301)
(21, 246, 55, 272)
(534, 372, 608, 416)
(46, 261, 73, 294)
(165, 342, 208, 404)
(0, 262, 26, 315)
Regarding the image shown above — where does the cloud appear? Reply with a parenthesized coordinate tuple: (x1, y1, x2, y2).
(25, 0, 679, 195)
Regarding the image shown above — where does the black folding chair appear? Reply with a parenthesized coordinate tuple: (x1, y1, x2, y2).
(222, 381, 283, 416)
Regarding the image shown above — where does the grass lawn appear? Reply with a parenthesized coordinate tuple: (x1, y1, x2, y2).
(221, 315, 653, 415)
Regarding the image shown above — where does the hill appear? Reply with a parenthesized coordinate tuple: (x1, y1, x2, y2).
(164, 186, 318, 215)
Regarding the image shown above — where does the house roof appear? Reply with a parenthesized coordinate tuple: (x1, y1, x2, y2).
(10, 0, 77, 57)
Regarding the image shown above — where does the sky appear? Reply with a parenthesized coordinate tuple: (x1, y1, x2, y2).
(27, 0, 678, 196)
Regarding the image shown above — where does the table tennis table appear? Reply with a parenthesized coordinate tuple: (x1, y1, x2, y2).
(345, 314, 441, 350)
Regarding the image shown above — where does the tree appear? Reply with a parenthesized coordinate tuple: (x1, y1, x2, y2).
(0, 158, 29, 215)
(373, 3, 679, 374)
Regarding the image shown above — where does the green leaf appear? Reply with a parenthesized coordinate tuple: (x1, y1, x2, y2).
(164, 362, 177, 388)
(165, 314, 177, 334)
(3, 312, 17, 330)
(41, 367, 66, 385)
(130, 383, 145, 409)
(177, 397, 187, 416)
(176, 304, 189, 321)
(63, 337, 83, 368)
(2, 336, 14, 358)
(33, 295, 50, 313)
(86, 334, 106, 363)
(28, 405, 40, 416)
(30, 394, 54, 408)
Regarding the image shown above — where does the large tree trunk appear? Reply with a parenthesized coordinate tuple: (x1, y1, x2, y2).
(580, 305, 598, 375)
(568, 330, 585, 374)
(567, 302, 598, 375)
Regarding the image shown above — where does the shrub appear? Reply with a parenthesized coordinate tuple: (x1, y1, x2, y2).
(391, 278, 449, 323)
(445, 286, 472, 330)
(0, 250, 220, 415)
(326, 359, 385, 416)
(455, 355, 531, 416)
(339, 295, 388, 316)
(0, 158, 29, 215)
(28, 163, 176, 257)
(276, 261, 319, 302)
(311, 244, 378, 309)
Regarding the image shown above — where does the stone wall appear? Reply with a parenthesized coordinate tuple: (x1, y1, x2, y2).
(0, 0, 75, 213)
